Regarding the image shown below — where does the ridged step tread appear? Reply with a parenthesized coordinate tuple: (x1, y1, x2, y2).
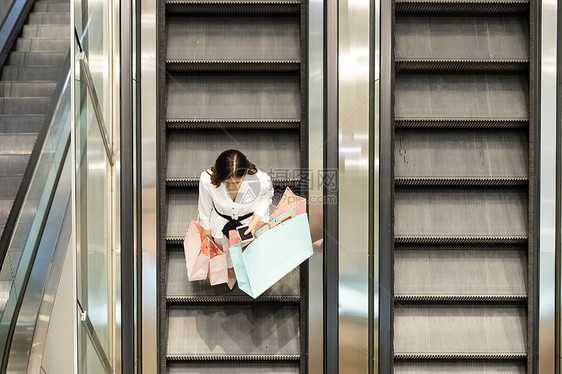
(7, 52, 67, 66)
(27, 12, 70, 25)
(395, 59, 528, 72)
(395, 118, 528, 129)
(0, 97, 50, 114)
(0, 82, 56, 97)
(1, 66, 61, 81)
(167, 119, 300, 130)
(0, 115, 44, 133)
(33, 1, 70, 12)
(166, 177, 300, 188)
(166, 0, 300, 14)
(394, 177, 528, 188)
(394, 235, 528, 245)
(394, 353, 527, 360)
(395, 0, 529, 14)
(166, 60, 300, 73)
(167, 295, 300, 303)
(394, 295, 527, 303)
(22, 25, 68, 38)
(15, 38, 68, 53)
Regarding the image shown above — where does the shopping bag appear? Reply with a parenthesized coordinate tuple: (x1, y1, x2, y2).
(229, 213, 313, 298)
(255, 206, 297, 237)
(208, 238, 228, 285)
(271, 187, 306, 217)
(183, 221, 210, 281)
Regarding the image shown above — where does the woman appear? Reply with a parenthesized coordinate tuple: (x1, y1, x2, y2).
(197, 149, 274, 289)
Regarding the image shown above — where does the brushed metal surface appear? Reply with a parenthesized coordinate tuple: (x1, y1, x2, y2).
(394, 248, 527, 296)
(168, 362, 299, 373)
(394, 305, 527, 354)
(539, 0, 557, 370)
(394, 130, 528, 178)
(394, 361, 526, 373)
(167, 305, 300, 355)
(166, 130, 300, 179)
(394, 189, 528, 236)
(396, 15, 528, 60)
(395, 73, 528, 119)
(338, 0, 371, 370)
(307, 0, 324, 369)
(167, 16, 299, 61)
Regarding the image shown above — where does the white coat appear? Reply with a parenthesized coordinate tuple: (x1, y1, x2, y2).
(197, 168, 274, 267)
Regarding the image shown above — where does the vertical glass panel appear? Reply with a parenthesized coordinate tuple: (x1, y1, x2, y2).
(78, 321, 110, 374)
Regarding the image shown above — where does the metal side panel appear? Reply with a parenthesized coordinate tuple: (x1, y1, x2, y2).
(394, 189, 528, 236)
(394, 248, 527, 296)
(394, 130, 528, 178)
(395, 15, 528, 60)
(166, 250, 300, 297)
(393, 305, 527, 354)
(168, 362, 300, 373)
(165, 74, 300, 120)
(166, 130, 300, 179)
(394, 73, 528, 119)
(166, 305, 300, 355)
(394, 361, 526, 373)
(166, 16, 300, 61)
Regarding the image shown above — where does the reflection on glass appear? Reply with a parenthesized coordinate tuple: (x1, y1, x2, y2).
(78, 321, 110, 374)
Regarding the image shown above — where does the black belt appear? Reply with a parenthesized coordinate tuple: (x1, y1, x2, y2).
(214, 205, 254, 238)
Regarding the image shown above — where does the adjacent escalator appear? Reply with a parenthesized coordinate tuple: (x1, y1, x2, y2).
(392, 0, 533, 372)
(161, 1, 308, 372)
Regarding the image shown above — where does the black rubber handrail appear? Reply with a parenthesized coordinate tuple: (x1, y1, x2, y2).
(0, 0, 35, 68)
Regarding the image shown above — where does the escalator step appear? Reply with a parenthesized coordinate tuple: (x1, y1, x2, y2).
(167, 362, 299, 374)
(166, 0, 300, 15)
(22, 25, 68, 38)
(0, 115, 44, 133)
(0, 97, 50, 114)
(167, 306, 300, 356)
(165, 177, 300, 189)
(0, 176, 22, 200)
(167, 60, 300, 73)
(395, 59, 528, 72)
(394, 235, 528, 245)
(167, 296, 301, 303)
(394, 177, 528, 188)
(8, 52, 67, 66)
(395, 0, 529, 14)
(1, 66, 61, 81)
(0, 155, 32, 176)
(33, 1, 70, 12)
(15, 38, 69, 52)
(0, 82, 56, 97)
(394, 118, 528, 129)
(27, 12, 70, 25)
(394, 361, 525, 374)
(166, 118, 300, 130)
(167, 354, 300, 361)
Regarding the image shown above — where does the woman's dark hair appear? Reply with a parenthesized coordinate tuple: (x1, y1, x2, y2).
(208, 149, 257, 187)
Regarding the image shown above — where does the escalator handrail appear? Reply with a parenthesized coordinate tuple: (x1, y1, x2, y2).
(0, 0, 35, 68)
(0, 54, 71, 372)
(0, 52, 71, 267)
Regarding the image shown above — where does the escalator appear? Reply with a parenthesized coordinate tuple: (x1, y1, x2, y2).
(391, 0, 533, 372)
(160, 1, 308, 373)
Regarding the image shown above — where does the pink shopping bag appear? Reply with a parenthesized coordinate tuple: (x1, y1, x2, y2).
(183, 221, 210, 281)
(208, 238, 228, 286)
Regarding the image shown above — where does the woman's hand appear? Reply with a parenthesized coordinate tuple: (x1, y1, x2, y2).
(244, 214, 262, 235)
(201, 228, 212, 239)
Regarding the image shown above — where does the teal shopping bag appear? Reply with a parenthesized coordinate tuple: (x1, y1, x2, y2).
(229, 213, 313, 298)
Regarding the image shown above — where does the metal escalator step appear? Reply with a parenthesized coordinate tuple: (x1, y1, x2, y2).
(167, 60, 300, 73)
(0, 97, 50, 114)
(394, 305, 527, 355)
(0, 133, 36, 154)
(394, 361, 526, 374)
(0, 115, 44, 133)
(166, 251, 300, 297)
(27, 12, 70, 25)
(166, 16, 299, 61)
(395, 73, 528, 120)
(166, 130, 300, 180)
(167, 296, 300, 303)
(395, 189, 527, 237)
(0, 200, 12, 225)
(165, 177, 300, 189)
(167, 361, 299, 374)
(394, 235, 528, 245)
(394, 295, 527, 302)
(1, 66, 61, 81)
(0, 176, 22, 199)
(395, 177, 528, 188)
(8, 52, 67, 66)
(395, 0, 529, 14)
(15, 38, 68, 52)
(394, 248, 527, 296)
(22, 25, 68, 38)
(0, 155, 32, 175)
(394, 353, 526, 360)
(395, 117, 528, 129)
(394, 130, 528, 179)
(166, 0, 300, 15)
(0, 82, 56, 97)
(167, 305, 299, 356)
(395, 59, 528, 72)
(166, 74, 300, 120)
(166, 190, 197, 237)
(166, 119, 300, 130)
(395, 16, 528, 61)
(167, 354, 300, 361)
(33, 1, 70, 12)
